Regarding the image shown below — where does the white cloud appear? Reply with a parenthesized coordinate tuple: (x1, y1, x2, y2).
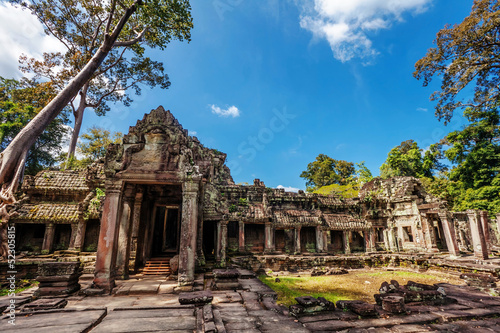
(189, 130, 198, 136)
(210, 104, 241, 118)
(0, 3, 66, 78)
(416, 107, 428, 112)
(276, 185, 301, 193)
(299, 0, 431, 62)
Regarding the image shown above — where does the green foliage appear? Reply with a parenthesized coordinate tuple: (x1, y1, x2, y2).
(313, 183, 359, 199)
(84, 243, 98, 252)
(238, 198, 248, 206)
(380, 140, 444, 179)
(421, 108, 500, 215)
(77, 126, 122, 161)
(0, 77, 70, 175)
(414, 0, 500, 123)
(300, 154, 356, 191)
(0, 279, 38, 296)
(14, 0, 193, 116)
(85, 187, 105, 219)
(356, 161, 373, 186)
(304, 158, 373, 198)
(228, 204, 237, 213)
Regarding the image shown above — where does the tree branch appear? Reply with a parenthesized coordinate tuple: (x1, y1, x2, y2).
(94, 47, 128, 77)
(114, 28, 147, 47)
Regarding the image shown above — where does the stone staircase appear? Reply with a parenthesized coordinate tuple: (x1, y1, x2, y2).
(143, 257, 172, 276)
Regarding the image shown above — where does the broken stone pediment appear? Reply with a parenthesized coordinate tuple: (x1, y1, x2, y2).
(104, 106, 234, 184)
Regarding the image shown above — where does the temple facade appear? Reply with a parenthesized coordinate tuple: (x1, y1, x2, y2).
(10, 106, 500, 292)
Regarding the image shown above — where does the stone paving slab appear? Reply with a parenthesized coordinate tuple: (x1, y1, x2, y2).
(0, 309, 106, 333)
(105, 308, 195, 319)
(91, 314, 196, 332)
(430, 306, 500, 322)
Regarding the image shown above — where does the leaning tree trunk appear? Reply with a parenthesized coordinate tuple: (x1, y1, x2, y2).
(66, 101, 86, 165)
(0, 1, 138, 257)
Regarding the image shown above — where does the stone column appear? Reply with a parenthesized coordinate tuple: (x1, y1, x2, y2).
(370, 228, 377, 252)
(178, 181, 199, 287)
(128, 190, 143, 273)
(42, 223, 55, 253)
(115, 186, 135, 280)
(364, 229, 376, 253)
(215, 221, 228, 267)
(437, 211, 460, 257)
(421, 214, 439, 253)
(68, 223, 78, 250)
(467, 210, 488, 260)
(238, 221, 245, 252)
(264, 222, 274, 253)
(323, 230, 329, 253)
(73, 220, 87, 251)
(93, 181, 123, 293)
(479, 211, 491, 254)
(196, 182, 206, 267)
(343, 230, 351, 254)
(285, 229, 294, 254)
(383, 230, 390, 251)
(294, 227, 301, 254)
(221, 222, 227, 265)
(315, 226, 324, 253)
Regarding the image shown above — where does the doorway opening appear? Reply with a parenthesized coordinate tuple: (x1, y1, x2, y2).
(152, 206, 180, 257)
(203, 220, 216, 261)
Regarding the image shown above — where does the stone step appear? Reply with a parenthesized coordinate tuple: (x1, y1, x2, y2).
(143, 259, 172, 276)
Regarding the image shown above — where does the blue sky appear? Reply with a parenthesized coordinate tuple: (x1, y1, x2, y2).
(0, 0, 475, 191)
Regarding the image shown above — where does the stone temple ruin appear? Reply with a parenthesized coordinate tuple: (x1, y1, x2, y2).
(6, 106, 500, 292)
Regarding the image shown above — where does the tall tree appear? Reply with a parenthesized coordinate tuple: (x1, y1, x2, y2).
(379, 140, 443, 179)
(17, 0, 191, 163)
(300, 154, 356, 191)
(0, 0, 192, 227)
(0, 77, 70, 175)
(414, 0, 500, 123)
(77, 126, 122, 161)
(443, 108, 500, 214)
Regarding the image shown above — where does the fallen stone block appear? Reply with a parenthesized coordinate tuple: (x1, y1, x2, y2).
(21, 298, 67, 312)
(460, 273, 497, 288)
(35, 284, 80, 297)
(327, 268, 348, 275)
(213, 269, 240, 280)
(336, 300, 377, 317)
(406, 281, 437, 291)
(179, 290, 213, 305)
(296, 296, 320, 307)
(317, 297, 335, 311)
(289, 304, 305, 316)
(381, 295, 406, 314)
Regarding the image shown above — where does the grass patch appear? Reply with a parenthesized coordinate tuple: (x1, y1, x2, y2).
(259, 269, 464, 306)
(0, 280, 38, 296)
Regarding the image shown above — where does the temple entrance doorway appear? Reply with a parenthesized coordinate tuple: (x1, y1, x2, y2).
(434, 218, 447, 251)
(152, 205, 180, 257)
(203, 221, 216, 260)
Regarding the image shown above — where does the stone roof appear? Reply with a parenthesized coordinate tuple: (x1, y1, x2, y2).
(22, 164, 105, 193)
(13, 203, 80, 223)
(317, 196, 344, 206)
(273, 209, 322, 227)
(323, 214, 369, 230)
(23, 170, 88, 192)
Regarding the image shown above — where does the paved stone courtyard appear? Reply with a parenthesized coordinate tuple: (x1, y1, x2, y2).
(2, 269, 500, 332)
